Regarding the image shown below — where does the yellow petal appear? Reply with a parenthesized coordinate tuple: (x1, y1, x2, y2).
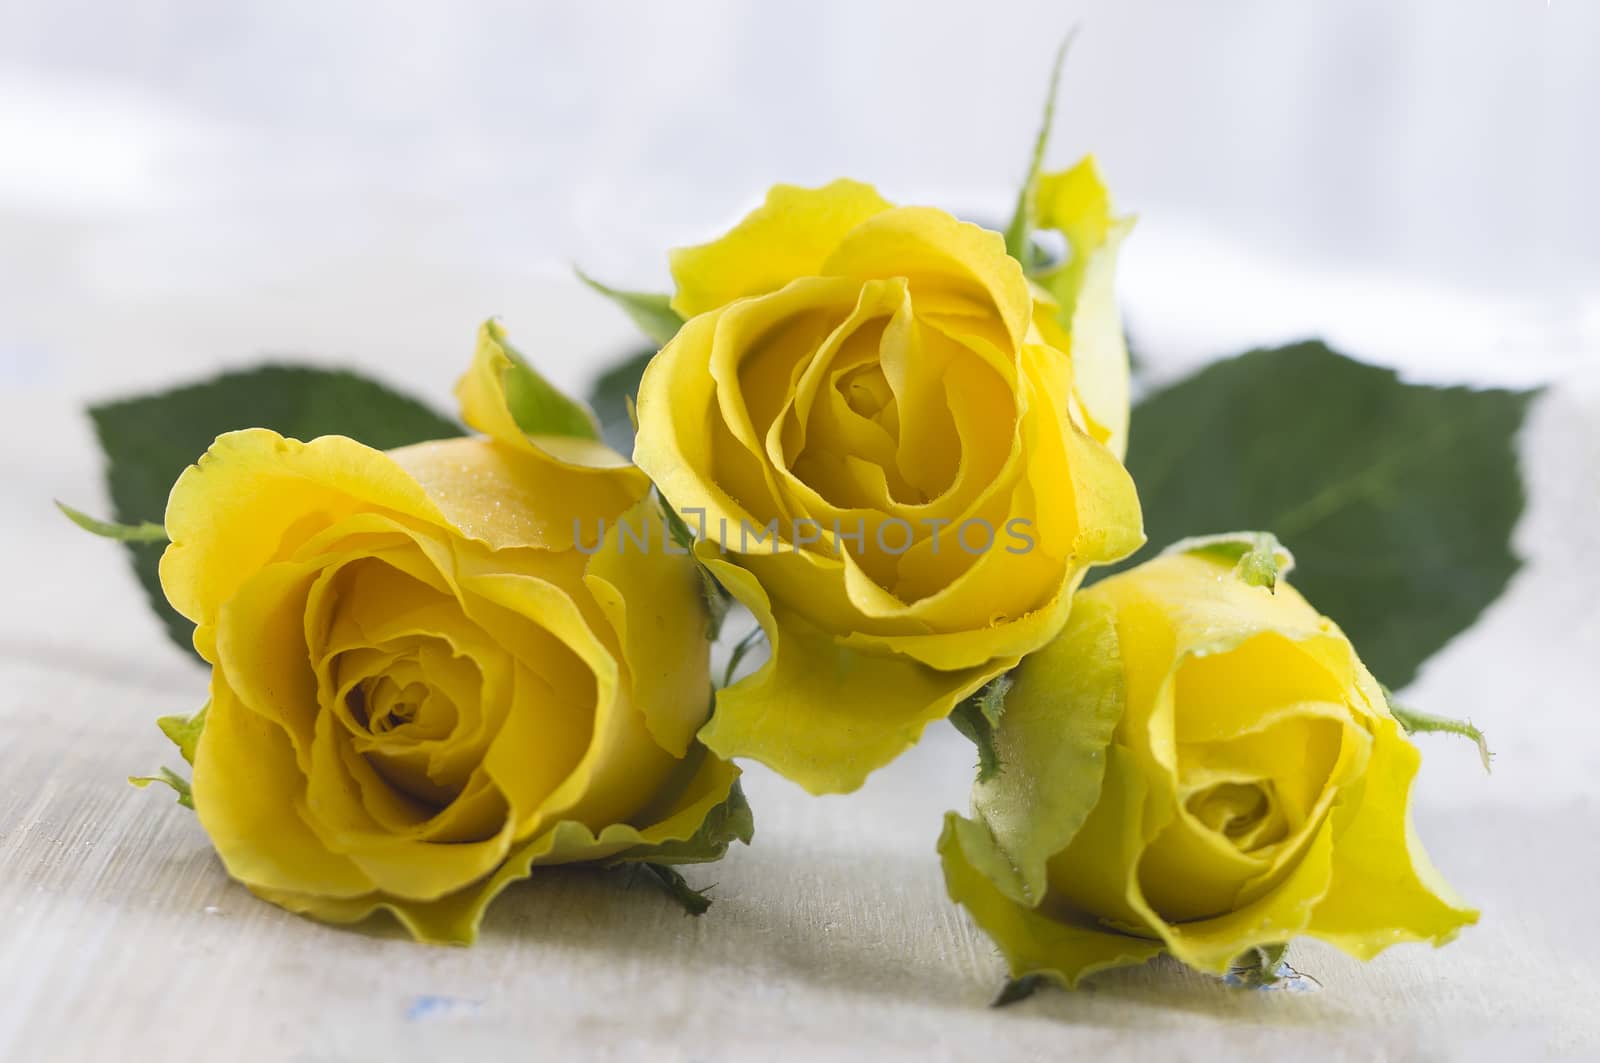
(1092, 553, 1342, 673)
(453, 318, 650, 485)
(697, 550, 997, 794)
(821, 207, 1033, 354)
(669, 179, 893, 318)
(1046, 743, 1166, 933)
(634, 308, 794, 534)
(1033, 155, 1133, 459)
(304, 705, 517, 900)
(161, 429, 448, 655)
(461, 562, 679, 834)
(1147, 813, 1338, 974)
(389, 436, 646, 552)
(251, 754, 741, 945)
(940, 813, 1162, 988)
(582, 495, 713, 757)
(192, 676, 374, 899)
(1306, 715, 1479, 958)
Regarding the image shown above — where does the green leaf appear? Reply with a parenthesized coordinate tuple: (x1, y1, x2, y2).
(991, 974, 1046, 1008)
(1003, 30, 1077, 270)
(157, 705, 207, 765)
(587, 348, 655, 454)
(951, 674, 1012, 784)
(1383, 687, 1492, 772)
(55, 501, 167, 543)
(1121, 341, 1536, 688)
(1163, 531, 1294, 592)
(635, 862, 713, 916)
(128, 766, 192, 809)
(576, 268, 686, 347)
(89, 366, 462, 657)
(481, 320, 601, 441)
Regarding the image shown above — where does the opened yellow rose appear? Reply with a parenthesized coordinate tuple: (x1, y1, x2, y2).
(941, 536, 1477, 986)
(156, 321, 747, 944)
(634, 165, 1141, 794)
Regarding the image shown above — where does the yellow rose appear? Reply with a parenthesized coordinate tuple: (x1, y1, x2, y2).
(157, 322, 747, 944)
(940, 537, 1477, 985)
(634, 170, 1142, 794)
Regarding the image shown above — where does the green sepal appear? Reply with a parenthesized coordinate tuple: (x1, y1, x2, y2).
(129, 767, 193, 809)
(635, 862, 713, 916)
(606, 748, 754, 916)
(1164, 531, 1294, 592)
(1003, 30, 1078, 270)
(657, 491, 733, 641)
(56, 501, 168, 543)
(1382, 687, 1492, 773)
(1224, 943, 1289, 988)
(482, 319, 603, 441)
(991, 974, 1046, 1008)
(721, 625, 767, 689)
(950, 673, 1013, 783)
(576, 269, 686, 347)
(1222, 943, 1320, 992)
(613, 773, 754, 868)
(157, 705, 207, 766)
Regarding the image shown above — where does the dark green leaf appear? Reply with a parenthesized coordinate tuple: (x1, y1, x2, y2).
(55, 501, 168, 543)
(1121, 341, 1536, 687)
(128, 766, 193, 809)
(575, 268, 685, 347)
(89, 365, 462, 657)
(588, 348, 654, 454)
(1003, 30, 1077, 270)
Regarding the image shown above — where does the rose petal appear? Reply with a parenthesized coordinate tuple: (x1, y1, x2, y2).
(696, 552, 997, 794)
(669, 179, 893, 318)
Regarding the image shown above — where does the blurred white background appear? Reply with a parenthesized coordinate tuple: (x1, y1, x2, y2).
(1, 0, 1595, 404)
(1, 1, 1596, 805)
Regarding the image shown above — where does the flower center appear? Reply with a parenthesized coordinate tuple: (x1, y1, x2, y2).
(367, 678, 429, 735)
(1184, 779, 1287, 853)
(838, 363, 896, 422)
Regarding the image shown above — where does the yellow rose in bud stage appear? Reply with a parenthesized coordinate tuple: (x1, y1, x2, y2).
(634, 166, 1141, 794)
(940, 537, 1477, 986)
(157, 322, 748, 944)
